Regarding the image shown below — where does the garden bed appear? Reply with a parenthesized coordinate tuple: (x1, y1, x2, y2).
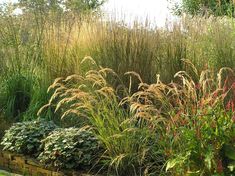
(0, 150, 91, 176)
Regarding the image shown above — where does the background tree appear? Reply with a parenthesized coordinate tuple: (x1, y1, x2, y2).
(64, 0, 106, 12)
(15, 0, 106, 14)
(172, 0, 235, 17)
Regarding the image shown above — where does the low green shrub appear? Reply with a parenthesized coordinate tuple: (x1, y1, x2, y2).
(0, 119, 57, 156)
(38, 127, 101, 170)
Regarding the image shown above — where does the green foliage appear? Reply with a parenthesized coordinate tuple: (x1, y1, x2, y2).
(2, 7, 235, 91)
(23, 80, 53, 121)
(1, 1, 235, 175)
(84, 99, 163, 175)
(0, 73, 35, 119)
(86, 21, 163, 91)
(0, 72, 51, 121)
(82, 16, 235, 87)
(165, 109, 235, 175)
(1, 119, 57, 156)
(40, 63, 165, 175)
(155, 67, 235, 175)
(15, 0, 106, 14)
(0, 115, 11, 140)
(64, 0, 106, 12)
(173, 0, 235, 16)
(38, 127, 101, 170)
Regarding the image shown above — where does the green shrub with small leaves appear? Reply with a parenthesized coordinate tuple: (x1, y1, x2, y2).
(38, 126, 101, 170)
(0, 119, 57, 156)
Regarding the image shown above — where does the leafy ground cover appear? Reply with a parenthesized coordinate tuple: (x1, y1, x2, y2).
(1, 119, 57, 156)
(39, 127, 101, 170)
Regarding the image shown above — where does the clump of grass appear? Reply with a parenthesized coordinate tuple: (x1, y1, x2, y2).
(84, 20, 161, 90)
(23, 79, 53, 121)
(0, 73, 34, 119)
(0, 71, 53, 121)
(39, 58, 164, 175)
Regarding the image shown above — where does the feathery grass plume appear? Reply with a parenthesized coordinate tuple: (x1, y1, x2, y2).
(39, 63, 164, 175)
(40, 61, 235, 175)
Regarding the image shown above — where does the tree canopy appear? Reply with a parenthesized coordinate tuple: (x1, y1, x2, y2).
(15, 0, 106, 13)
(172, 0, 235, 17)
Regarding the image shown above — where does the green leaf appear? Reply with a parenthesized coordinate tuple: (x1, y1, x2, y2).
(166, 152, 191, 171)
(224, 144, 235, 160)
(166, 158, 178, 171)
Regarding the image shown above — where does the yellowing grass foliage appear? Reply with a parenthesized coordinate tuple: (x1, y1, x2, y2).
(39, 58, 235, 175)
(2, 13, 235, 83)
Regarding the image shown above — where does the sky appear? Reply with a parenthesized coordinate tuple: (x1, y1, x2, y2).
(0, 0, 178, 27)
(103, 0, 177, 27)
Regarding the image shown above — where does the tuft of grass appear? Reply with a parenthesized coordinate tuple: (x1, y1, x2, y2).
(39, 59, 164, 175)
(0, 73, 34, 119)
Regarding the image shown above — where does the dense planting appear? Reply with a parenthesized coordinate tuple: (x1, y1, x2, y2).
(1, 1, 235, 176)
(1, 119, 57, 155)
(38, 127, 101, 170)
(35, 59, 235, 175)
(165, 109, 235, 175)
(2, 62, 235, 175)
